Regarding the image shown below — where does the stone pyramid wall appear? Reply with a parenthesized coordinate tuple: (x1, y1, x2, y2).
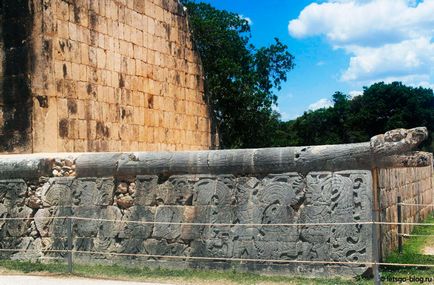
(0, 0, 212, 153)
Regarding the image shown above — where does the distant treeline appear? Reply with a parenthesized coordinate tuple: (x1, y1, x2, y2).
(272, 82, 434, 152)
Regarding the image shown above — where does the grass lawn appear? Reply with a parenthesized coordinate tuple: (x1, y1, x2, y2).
(380, 213, 434, 282)
(0, 259, 374, 285)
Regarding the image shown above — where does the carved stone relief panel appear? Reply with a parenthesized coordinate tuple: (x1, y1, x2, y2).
(0, 170, 373, 275)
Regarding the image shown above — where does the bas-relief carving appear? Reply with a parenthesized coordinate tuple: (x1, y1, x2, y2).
(299, 172, 372, 265)
(329, 172, 372, 264)
(0, 180, 35, 259)
(0, 170, 373, 275)
(0, 127, 429, 274)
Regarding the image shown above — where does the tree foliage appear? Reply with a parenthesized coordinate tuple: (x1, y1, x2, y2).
(182, 0, 294, 148)
(182, 2, 433, 151)
(280, 82, 434, 151)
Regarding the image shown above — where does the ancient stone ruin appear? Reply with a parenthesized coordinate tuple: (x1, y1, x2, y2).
(0, 127, 432, 276)
(0, 0, 211, 153)
(0, 0, 433, 279)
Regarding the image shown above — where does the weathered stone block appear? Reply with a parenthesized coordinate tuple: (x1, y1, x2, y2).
(144, 239, 189, 258)
(42, 177, 74, 207)
(195, 176, 235, 206)
(181, 206, 204, 240)
(120, 206, 154, 239)
(71, 177, 114, 206)
(0, 180, 27, 208)
(98, 206, 122, 238)
(117, 238, 145, 255)
(73, 207, 102, 237)
(153, 205, 183, 239)
(11, 237, 43, 261)
(5, 206, 33, 237)
(190, 238, 233, 259)
(135, 175, 159, 205)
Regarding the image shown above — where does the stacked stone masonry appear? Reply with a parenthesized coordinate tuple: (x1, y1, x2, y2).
(0, 128, 431, 277)
(0, 0, 211, 153)
(379, 164, 434, 257)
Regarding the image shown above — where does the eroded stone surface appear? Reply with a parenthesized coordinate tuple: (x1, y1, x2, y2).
(0, 171, 376, 276)
(0, 0, 212, 154)
(0, 128, 430, 276)
(0, 164, 418, 276)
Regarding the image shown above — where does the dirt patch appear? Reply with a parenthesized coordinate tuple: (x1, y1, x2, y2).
(423, 246, 434, 255)
(0, 268, 20, 274)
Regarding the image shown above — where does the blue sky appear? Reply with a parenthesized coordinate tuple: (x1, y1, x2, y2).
(199, 0, 434, 120)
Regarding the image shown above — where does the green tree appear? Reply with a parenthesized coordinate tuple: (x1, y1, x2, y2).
(182, 0, 294, 148)
(284, 82, 434, 151)
(348, 82, 434, 150)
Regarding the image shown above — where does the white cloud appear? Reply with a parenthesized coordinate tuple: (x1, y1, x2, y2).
(280, 112, 290, 121)
(288, 0, 434, 87)
(308, 98, 334, 110)
(289, 0, 434, 46)
(240, 15, 253, 25)
(349, 90, 363, 98)
(417, 81, 434, 90)
(283, 92, 294, 99)
(272, 104, 291, 121)
(342, 37, 434, 82)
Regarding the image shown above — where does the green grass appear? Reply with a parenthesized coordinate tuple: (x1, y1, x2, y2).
(380, 213, 434, 280)
(0, 259, 373, 285)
